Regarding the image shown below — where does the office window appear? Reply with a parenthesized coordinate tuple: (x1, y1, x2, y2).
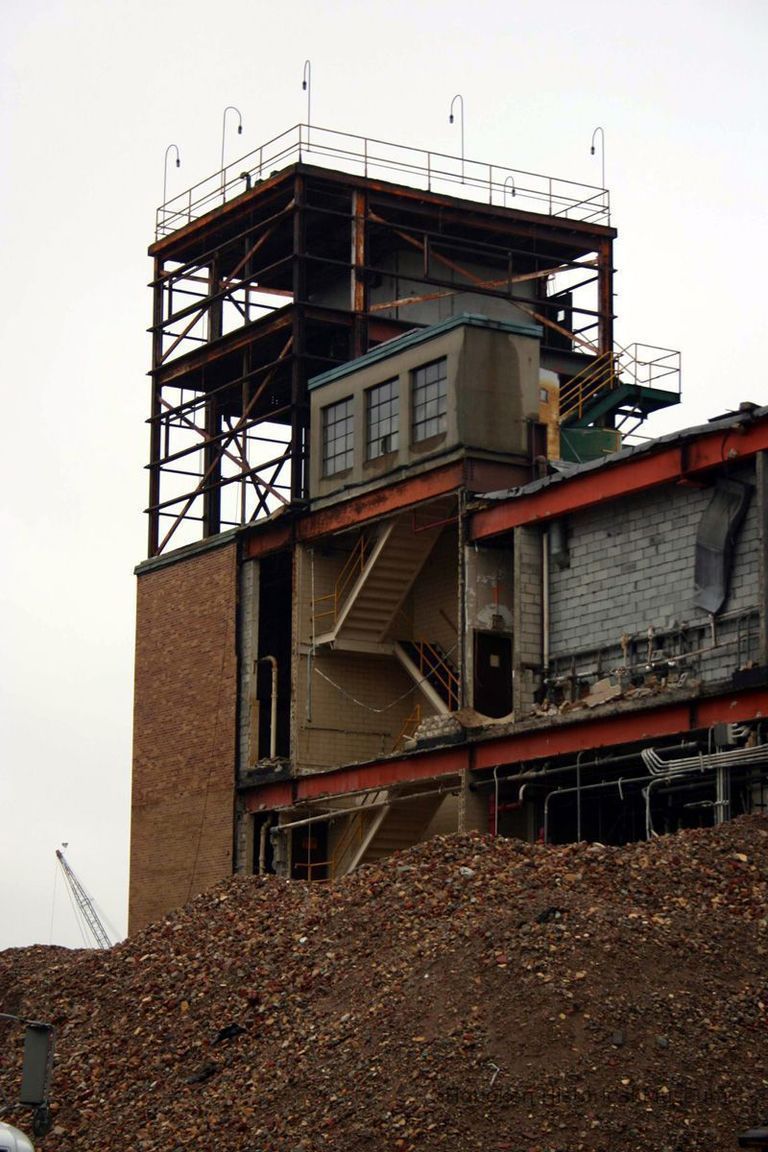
(366, 378, 399, 459)
(322, 397, 354, 476)
(412, 358, 447, 442)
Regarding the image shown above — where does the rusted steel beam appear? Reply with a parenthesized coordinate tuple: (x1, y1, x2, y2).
(242, 684, 768, 810)
(239, 458, 526, 561)
(369, 209, 597, 353)
(470, 416, 768, 540)
(597, 236, 614, 355)
(367, 260, 598, 315)
(156, 335, 293, 552)
(153, 309, 294, 385)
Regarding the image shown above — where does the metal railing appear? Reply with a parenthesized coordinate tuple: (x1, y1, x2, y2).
(412, 641, 460, 711)
(392, 703, 422, 752)
(312, 534, 368, 631)
(156, 123, 610, 238)
(559, 342, 682, 424)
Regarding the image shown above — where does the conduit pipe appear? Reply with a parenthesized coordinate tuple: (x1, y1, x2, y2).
(259, 655, 278, 759)
(642, 742, 768, 778)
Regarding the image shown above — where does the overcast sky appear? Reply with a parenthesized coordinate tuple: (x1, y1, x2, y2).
(1, 0, 766, 950)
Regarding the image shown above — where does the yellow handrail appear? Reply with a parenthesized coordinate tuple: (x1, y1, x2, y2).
(312, 534, 368, 629)
(559, 351, 615, 422)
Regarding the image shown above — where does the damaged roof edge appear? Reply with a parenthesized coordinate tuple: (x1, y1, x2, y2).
(477, 403, 768, 507)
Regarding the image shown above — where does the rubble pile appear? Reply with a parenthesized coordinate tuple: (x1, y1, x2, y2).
(2, 818, 768, 1152)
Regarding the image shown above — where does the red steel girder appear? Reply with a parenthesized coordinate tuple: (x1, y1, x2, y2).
(242, 684, 768, 811)
(471, 416, 768, 541)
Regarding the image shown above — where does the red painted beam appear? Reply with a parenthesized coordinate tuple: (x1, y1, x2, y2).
(471, 416, 768, 541)
(242, 457, 528, 560)
(242, 685, 768, 810)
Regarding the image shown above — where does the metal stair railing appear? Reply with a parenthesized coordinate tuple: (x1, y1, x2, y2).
(559, 342, 681, 426)
(392, 703, 422, 752)
(558, 351, 616, 424)
(312, 534, 368, 630)
(329, 791, 387, 878)
(412, 641, 460, 711)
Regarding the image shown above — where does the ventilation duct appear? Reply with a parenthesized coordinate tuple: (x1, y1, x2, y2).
(693, 479, 752, 614)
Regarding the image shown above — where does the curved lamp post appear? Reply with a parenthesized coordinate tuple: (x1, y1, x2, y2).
(163, 144, 180, 206)
(221, 105, 243, 196)
(503, 174, 516, 204)
(449, 93, 465, 183)
(302, 59, 311, 137)
(590, 126, 606, 190)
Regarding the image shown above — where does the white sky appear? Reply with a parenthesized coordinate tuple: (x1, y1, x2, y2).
(1, 0, 766, 949)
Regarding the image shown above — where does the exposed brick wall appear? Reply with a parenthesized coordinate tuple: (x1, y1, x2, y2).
(129, 540, 238, 933)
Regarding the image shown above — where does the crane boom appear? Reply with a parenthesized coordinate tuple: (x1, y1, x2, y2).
(54, 849, 112, 950)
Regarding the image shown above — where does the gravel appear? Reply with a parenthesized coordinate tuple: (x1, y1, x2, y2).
(2, 816, 768, 1151)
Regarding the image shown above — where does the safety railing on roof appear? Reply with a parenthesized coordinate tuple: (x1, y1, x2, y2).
(559, 342, 681, 424)
(156, 123, 610, 238)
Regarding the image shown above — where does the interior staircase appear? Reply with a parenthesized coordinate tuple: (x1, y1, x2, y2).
(344, 792, 444, 871)
(314, 500, 453, 647)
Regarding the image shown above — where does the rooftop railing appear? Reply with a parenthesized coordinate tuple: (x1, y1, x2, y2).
(156, 123, 610, 239)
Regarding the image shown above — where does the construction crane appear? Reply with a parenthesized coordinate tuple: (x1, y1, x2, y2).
(54, 848, 112, 950)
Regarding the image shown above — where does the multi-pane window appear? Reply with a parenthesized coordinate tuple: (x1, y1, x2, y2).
(412, 358, 447, 442)
(366, 378, 399, 459)
(322, 397, 354, 476)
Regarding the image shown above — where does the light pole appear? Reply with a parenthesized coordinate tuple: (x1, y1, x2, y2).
(162, 144, 180, 206)
(503, 174, 516, 204)
(302, 59, 311, 144)
(590, 126, 606, 190)
(221, 106, 243, 196)
(449, 93, 465, 183)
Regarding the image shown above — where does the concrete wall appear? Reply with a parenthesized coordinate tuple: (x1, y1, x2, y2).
(312, 248, 535, 328)
(294, 648, 418, 771)
(547, 466, 760, 687)
(129, 541, 238, 933)
(410, 527, 459, 653)
(513, 525, 543, 714)
(309, 321, 540, 503)
(293, 540, 431, 772)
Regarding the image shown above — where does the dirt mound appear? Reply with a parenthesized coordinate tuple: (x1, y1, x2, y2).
(2, 818, 768, 1151)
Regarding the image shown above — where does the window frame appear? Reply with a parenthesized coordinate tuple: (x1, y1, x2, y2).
(411, 357, 448, 444)
(365, 377, 400, 461)
(322, 396, 355, 477)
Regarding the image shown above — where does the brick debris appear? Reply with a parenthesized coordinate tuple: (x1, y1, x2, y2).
(2, 817, 768, 1151)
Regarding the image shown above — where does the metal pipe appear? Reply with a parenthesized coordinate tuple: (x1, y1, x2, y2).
(472, 741, 701, 792)
(259, 655, 278, 758)
(302, 60, 311, 142)
(544, 771, 652, 844)
(274, 782, 458, 832)
(590, 126, 605, 190)
(221, 105, 243, 195)
(449, 94, 465, 182)
(163, 143, 180, 206)
(258, 818, 268, 875)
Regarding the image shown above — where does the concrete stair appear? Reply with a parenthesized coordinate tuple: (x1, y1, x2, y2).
(316, 500, 453, 647)
(355, 792, 444, 867)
